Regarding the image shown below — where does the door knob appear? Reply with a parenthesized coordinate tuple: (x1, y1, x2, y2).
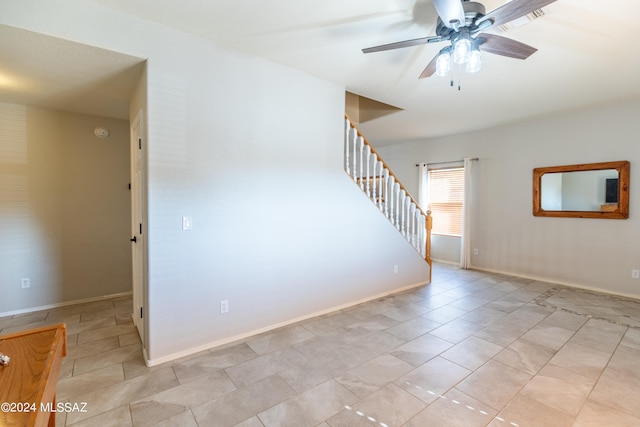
(130, 236, 137, 243)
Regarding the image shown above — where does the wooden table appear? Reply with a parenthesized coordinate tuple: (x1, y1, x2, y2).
(0, 324, 67, 427)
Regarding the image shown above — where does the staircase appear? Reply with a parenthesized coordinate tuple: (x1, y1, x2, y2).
(344, 116, 432, 280)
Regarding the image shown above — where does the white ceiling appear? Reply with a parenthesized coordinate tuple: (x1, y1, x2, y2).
(3, 0, 640, 145)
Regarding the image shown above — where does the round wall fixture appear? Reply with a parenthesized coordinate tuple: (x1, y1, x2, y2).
(94, 127, 110, 139)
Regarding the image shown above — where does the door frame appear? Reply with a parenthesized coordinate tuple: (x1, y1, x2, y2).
(130, 109, 146, 348)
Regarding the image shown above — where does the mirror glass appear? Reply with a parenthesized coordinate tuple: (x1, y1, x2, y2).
(533, 161, 629, 219)
(540, 169, 618, 211)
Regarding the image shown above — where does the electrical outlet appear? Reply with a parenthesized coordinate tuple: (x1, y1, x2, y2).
(21, 278, 30, 289)
(632, 270, 640, 279)
(393, 264, 399, 274)
(220, 299, 229, 314)
(473, 248, 479, 256)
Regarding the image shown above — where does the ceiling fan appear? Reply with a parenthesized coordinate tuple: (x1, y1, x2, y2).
(362, 0, 557, 79)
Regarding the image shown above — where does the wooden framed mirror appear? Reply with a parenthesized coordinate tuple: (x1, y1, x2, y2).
(533, 160, 630, 219)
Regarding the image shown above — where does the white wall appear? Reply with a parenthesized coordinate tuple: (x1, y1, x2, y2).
(377, 100, 640, 298)
(0, 104, 132, 313)
(431, 235, 461, 265)
(1, 0, 430, 363)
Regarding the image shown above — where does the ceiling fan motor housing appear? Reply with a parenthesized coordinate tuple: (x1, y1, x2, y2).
(436, 1, 486, 37)
(462, 2, 486, 21)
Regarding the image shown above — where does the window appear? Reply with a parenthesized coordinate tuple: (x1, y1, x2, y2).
(427, 167, 464, 237)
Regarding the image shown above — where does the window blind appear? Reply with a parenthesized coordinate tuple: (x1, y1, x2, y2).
(428, 167, 464, 237)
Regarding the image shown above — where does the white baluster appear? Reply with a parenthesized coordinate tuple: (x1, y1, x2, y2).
(414, 208, 420, 250)
(383, 169, 390, 217)
(404, 199, 411, 241)
(376, 160, 381, 203)
(344, 120, 350, 175)
(365, 145, 371, 196)
(388, 176, 396, 226)
(404, 195, 409, 236)
(419, 213, 426, 257)
(407, 197, 412, 241)
(375, 161, 380, 206)
(358, 137, 364, 189)
(352, 127, 358, 180)
(373, 161, 378, 207)
(393, 179, 400, 230)
(416, 206, 422, 252)
(408, 202, 414, 245)
(410, 203, 416, 246)
(403, 195, 409, 238)
(417, 210, 423, 252)
(399, 190, 406, 236)
(396, 191, 400, 230)
(370, 153, 377, 200)
(377, 161, 384, 211)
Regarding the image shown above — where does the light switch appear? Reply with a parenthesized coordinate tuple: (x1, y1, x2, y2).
(182, 216, 192, 231)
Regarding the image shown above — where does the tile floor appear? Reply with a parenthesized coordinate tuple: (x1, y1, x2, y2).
(2, 263, 640, 426)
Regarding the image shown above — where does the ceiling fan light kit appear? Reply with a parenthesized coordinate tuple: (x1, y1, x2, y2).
(362, 0, 556, 87)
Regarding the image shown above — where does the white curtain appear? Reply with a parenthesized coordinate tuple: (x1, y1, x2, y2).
(460, 157, 474, 269)
(418, 162, 429, 210)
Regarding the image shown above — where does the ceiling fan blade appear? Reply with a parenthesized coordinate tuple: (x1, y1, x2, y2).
(477, 33, 537, 59)
(478, 0, 557, 28)
(419, 54, 440, 79)
(362, 36, 441, 53)
(432, 0, 466, 28)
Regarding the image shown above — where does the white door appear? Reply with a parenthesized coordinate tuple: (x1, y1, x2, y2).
(130, 110, 145, 342)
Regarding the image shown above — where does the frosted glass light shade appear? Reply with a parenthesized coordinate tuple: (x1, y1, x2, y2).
(435, 52, 452, 76)
(465, 49, 482, 73)
(453, 38, 471, 64)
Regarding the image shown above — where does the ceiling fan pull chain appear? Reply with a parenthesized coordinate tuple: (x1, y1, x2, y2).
(453, 63, 462, 91)
(450, 63, 457, 88)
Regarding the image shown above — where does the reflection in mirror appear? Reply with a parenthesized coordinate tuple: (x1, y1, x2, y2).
(533, 161, 630, 219)
(540, 169, 618, 211)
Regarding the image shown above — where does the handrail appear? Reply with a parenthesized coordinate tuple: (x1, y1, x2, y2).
(344, 114, 433, 281)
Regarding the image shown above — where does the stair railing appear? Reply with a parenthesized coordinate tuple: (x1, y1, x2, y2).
(344, 115, 432, 277)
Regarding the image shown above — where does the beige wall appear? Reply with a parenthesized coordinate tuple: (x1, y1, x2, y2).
(0, 104, 131, 313)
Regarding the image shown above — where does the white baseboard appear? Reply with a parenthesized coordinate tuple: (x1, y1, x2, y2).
(144, 279, 429, 367)
(431, 258, 459, 267)
(471, 265, 640, 301)
(0, 291, 133, 318)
